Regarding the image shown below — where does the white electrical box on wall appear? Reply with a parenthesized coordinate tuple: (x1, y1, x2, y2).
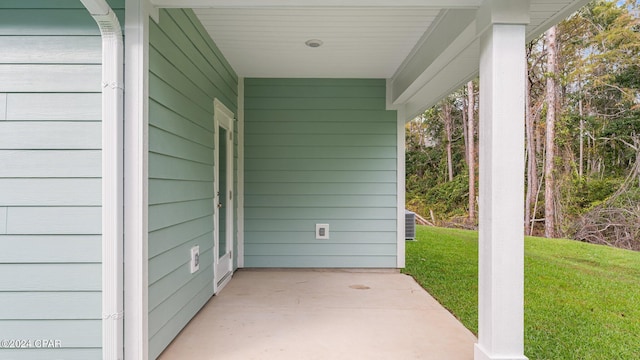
(190, 245, 200, 273)
(316, 224, 329, 239)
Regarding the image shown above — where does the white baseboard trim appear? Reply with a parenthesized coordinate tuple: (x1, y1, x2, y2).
(474, 344, 528, 360)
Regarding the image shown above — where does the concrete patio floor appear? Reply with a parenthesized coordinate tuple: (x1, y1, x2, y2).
(158, 269, 476, 360)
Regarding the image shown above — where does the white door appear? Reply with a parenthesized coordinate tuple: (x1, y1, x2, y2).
(214, 100, 234, 292)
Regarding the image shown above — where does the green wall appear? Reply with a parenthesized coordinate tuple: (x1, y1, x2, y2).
(244, 78, 398, 268)
(148, 8, 238, 359)
(0, 1, 122, 359)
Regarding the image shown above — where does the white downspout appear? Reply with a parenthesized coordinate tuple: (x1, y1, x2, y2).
(80, 1, 124, 359)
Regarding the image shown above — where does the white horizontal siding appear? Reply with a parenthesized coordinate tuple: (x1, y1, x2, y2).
(5, 207, 101, 235)
(0, 36, 101, 64)
(6, 93, 101, 121)
(0, 122, 100, 149)
(0, 264, 100, 291)
(0, 6, 104, 357)
(0, 235, 100, 263)
(0, 179, 100, 206)
(0, 150, 101, 178)
(0, 65, 101, 92)
(0, 292, 100, 319)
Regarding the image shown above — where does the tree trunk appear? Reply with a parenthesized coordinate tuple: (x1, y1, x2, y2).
(442, 102, 454, 182)
(579, 98, 584, 178)
(461, 94, 469, 167)
(467, 81, 476, 220)
(525, 64, 538, 236)
(544, 26, 557, 239)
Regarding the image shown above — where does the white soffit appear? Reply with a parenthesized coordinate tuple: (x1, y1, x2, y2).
(151, 0, 590, 108)
(193, 7, 440, 78)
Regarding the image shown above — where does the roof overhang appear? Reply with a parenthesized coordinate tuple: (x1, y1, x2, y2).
(149, 0, 589, 120)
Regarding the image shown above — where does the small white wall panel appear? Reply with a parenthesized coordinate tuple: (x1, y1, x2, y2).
(0, 292, 100, 319)
(0, 150, 101, 178)
(0, 207, 6, 234)
(0, 65, 101, 92)
(0, 36, 101, 64)
(0, 93, 6, 120)
(0, 320, 101, 348)
(0, 122, 100, 149)
(6, 93, 101, 121)
(0, 235, 101, 263)
(0, 264, 100, 291)
(0, 179, 100, 206)
(6, 207, 101, 235)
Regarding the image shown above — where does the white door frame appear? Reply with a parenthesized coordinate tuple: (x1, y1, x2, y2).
(213, 99, 235, 293)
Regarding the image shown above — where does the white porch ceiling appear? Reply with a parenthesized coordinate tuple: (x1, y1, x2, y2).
(193, 8, 441, 78)
(151, 0, 590, 118)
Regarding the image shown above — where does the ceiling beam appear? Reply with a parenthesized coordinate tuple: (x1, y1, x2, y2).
(150, 0, 482, 8)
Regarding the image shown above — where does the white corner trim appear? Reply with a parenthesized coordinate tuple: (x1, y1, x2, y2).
(80, 1, 124, 359)
(237, 78, 245, 268)
(124, 0, 151, 359)
(396, 105, 406, 268)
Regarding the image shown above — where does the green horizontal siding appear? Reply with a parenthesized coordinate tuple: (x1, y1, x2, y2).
(244, 146, 396, 159)
(244, 78, 398, 268)
(245, 231, 396, 244)
(0, 4, 108, 357)
(245, 134, 396, 146)
(244, 256, 397, 268)
(245, 194, 396, 208)
(244, 109, 396, 122)
(148, 8, 238, 359)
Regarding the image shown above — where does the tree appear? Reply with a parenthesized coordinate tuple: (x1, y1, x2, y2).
(544, 25, 558, 238)
(441, 101, 454, 182)
(466, 81, 476, 221)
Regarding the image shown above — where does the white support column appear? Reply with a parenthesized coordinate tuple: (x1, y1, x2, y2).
(475, 1, 529, 359)
(387, 80, 406, 268)
(124, 0, 154, 358)
(237, 77, 245, 268)
(396, 105, 406, 268)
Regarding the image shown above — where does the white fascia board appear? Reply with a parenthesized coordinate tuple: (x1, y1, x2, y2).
(391, 9, 476, 105)
(403, 42, 479, 121)
(525, 0, 590, 42)
(151, 0, 481, 8)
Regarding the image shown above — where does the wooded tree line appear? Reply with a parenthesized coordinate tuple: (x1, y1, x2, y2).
(406, 0, 640, 250)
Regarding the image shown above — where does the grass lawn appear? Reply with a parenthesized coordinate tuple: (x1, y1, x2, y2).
(402, 226, 640, 360)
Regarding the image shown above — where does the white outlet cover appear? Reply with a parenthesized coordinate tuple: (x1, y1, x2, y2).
(316, 224, 329, 239)
(190, 245, 200, 273)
